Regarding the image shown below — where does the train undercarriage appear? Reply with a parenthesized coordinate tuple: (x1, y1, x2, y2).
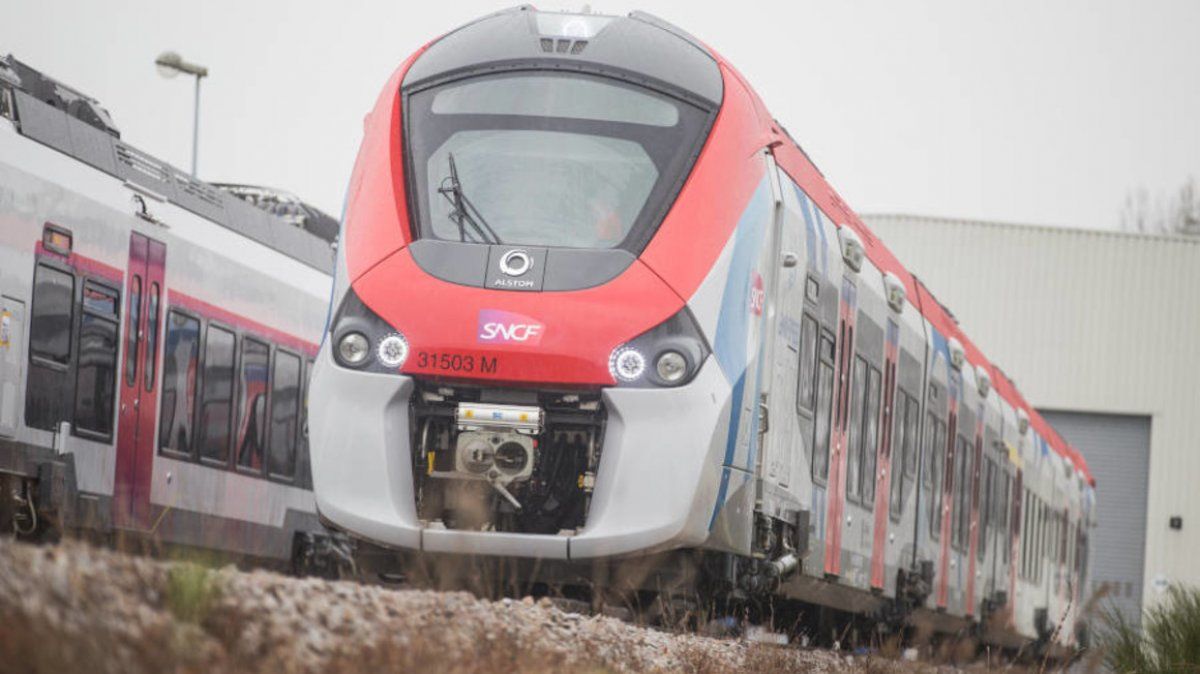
(0, 438, 352, 577)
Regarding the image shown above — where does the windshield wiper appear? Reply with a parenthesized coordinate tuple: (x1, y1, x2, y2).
(437, 153, 502, 245)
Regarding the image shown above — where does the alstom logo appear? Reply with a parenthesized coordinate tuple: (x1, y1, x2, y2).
(478, 309, 544, 345)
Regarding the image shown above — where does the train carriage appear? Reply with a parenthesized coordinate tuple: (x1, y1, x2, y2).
(0, 55, 344, 570)
(309, 7, 1097, 655)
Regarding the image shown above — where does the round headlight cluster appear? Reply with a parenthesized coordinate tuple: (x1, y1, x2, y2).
(335, 330, 409, 370)
(608, 343, 699, 387)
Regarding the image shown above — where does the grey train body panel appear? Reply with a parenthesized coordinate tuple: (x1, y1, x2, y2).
(0, 55, 338, 564)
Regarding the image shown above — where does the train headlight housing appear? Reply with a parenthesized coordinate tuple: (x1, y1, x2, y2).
(655, 350, 687, 383)
(336, 332, 371, 367)
(330, 289, 410, 374)
(609, 307, 709, 388)
(377, 333, 410, 369)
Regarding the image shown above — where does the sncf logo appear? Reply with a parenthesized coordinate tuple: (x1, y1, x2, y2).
(478, 309, 545, 345)
(750, 272, 765, 316)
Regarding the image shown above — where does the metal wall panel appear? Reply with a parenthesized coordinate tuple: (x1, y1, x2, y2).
(863, 214, 1200, 611)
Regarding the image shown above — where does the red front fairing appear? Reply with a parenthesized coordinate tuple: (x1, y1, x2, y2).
(343, 49, 772, 388)
(353, 250, 683, 386)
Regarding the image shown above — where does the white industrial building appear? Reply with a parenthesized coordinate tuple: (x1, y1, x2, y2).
(862, 214, 1200, 621)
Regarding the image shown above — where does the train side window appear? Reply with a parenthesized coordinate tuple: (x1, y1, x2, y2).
(1039, 501, 1047, 583)
(860, 363, 882, 504)
(845, 356, 868, 502)
(1035, 499, 1044, 583)
(198, 324, 236, 465)
(979, 458, 993, 560)
(955, 434, 972, 549)
(1060, 510, 1070, 565)
(143, 283, 160, 391)
(811, 333, 836, 481)
(267, 350, 302, 480)
(928, 414, 943, 536)
(1021, 490, 1031, 578)
(1001, 474, 1011, 532)
(159, 311, 201, 455)
(902, 395, 920, 478)
(295, 358, 315, 489)
(73, 281, 120, 438)
(124, 276, 142, 386)
(29, 264, 75, 365)
(888, 392, 908, 519)
(795, 314, 818, 414)
(235, 338, 270, 471)
(994, 471, 1003, 531)
(25, 264, 76, 431)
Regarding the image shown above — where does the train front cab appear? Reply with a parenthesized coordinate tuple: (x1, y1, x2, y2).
(310, 9, 749, 563)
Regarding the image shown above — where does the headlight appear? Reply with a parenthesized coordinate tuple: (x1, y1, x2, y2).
(608, 307, 709, 388)
(377, 333, 409, 369)
(609, 346, 647, 382)
(329, 289, 409, 374)
(336, 332, 370, 367)
(655, 350, 687, 383)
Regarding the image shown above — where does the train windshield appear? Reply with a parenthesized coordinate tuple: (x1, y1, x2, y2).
(406, 72, 709, 250)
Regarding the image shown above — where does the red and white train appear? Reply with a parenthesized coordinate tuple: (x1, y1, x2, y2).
(0, 55, 345, 571)
(309, 7, 1097, 653)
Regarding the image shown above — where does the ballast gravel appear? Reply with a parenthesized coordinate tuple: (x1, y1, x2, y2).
(0, 539, 961, 673)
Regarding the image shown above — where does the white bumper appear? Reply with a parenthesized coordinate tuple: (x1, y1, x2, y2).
(309, 341, 732, 560)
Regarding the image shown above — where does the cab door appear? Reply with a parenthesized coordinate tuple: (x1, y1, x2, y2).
(757, 153, 809, 518)
(113, 232, 165, 529)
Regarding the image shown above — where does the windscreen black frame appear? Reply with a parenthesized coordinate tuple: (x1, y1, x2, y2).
(401, 65, 717, 255)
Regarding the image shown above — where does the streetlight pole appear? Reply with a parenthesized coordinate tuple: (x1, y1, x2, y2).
(191, 74, 202, 176)
(155, 51, 208, 177)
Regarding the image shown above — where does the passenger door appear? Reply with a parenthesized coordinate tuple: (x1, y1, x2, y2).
(113, 232, 166, 529)
(824, 276, 858, 576)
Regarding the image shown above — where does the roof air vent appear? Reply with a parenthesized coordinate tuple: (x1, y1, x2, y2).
(838, 226, 865, 273)
(947, 337, 964, 371)
(882, 271, 906, 313)
(975, 364, 991, 398)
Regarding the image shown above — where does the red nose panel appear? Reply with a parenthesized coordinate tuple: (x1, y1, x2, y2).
(353, 249, 684, 386)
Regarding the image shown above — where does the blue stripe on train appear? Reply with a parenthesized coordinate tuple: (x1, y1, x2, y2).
(709, 177, 772, 530)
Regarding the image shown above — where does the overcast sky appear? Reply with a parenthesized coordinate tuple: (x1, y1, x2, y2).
(4, 0, 1198, 230)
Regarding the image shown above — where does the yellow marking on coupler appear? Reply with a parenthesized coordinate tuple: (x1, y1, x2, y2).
(427, 451, 435, 475)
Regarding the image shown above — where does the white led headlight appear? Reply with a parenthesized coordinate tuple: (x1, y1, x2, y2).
(608, 345, 646, 382)
(377, 333, 410, 369)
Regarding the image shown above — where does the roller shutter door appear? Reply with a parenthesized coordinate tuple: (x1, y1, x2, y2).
(1040, 411, 1151, 626)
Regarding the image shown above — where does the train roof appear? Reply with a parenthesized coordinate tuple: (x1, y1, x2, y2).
(402, 6, 722, 108)
(0, 53, 336, 273)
